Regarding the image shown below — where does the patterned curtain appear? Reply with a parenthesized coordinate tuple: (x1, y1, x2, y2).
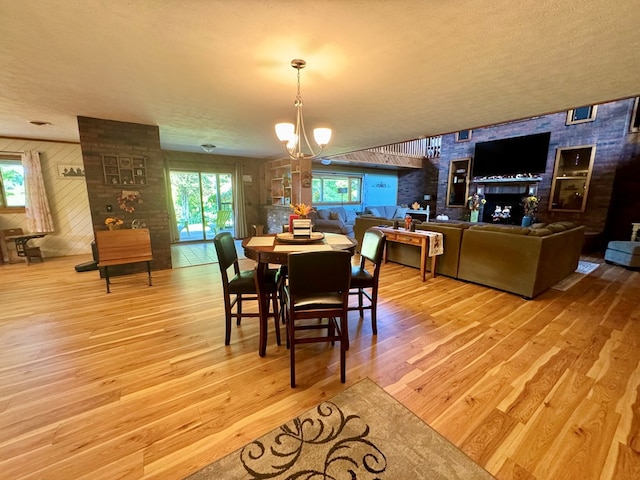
(234, 163, 248, 238)
(22, 151, 55, 232)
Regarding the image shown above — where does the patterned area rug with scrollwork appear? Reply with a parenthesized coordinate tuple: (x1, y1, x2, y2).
(184, 377, 494, 479)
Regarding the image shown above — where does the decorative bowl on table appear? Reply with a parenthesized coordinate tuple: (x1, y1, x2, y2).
(276, 232, 325, 244)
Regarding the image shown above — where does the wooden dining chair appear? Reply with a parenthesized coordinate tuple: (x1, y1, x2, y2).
(283, 250, 352, 388)
(213, 232, 280, 353)
(349, 228, 386, 336)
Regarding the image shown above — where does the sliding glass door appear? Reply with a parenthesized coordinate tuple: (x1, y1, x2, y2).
(170, 171, 233, 242)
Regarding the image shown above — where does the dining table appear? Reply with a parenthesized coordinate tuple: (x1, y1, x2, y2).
(242, 232, 358, 356)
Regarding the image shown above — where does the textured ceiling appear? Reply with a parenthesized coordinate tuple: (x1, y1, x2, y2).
(1, 1, 639, 160)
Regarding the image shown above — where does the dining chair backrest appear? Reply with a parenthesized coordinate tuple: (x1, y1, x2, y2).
(213, 231, 239, 279)
(288, 250, 352, 298)
(360, 228, 386, 266)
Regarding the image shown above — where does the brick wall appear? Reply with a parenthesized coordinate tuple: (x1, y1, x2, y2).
(436, 98, 637, 237)
(398, 157, 439, 209)
(78, 116, 172, 270)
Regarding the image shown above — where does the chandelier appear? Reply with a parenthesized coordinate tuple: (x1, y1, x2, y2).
(275, 59, 332, 160)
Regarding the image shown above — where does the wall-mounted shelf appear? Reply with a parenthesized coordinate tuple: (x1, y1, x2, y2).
(549, 146, 595, 212)
(102, 154, 147, 186)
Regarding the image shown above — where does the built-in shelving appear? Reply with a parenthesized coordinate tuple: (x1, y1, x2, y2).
(102, 154, 147, 186)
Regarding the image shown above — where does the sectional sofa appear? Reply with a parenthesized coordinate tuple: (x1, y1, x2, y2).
(353, 217, 585, 299)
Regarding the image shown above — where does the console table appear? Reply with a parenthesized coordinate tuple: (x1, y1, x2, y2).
(374, 227, 443, 281)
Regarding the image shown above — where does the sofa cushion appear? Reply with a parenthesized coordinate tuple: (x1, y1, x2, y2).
(530, 222, 548, 229)
(527, 228, 553, 237)
(555, 221, 578, 229)
(393, 207, 409, 219)
(316, 209, 329, 220)
(546, 223, 567, 232)
(468, 224, 530, 235)
(367, 207, 382, 217)
(345, 209, 357, 223)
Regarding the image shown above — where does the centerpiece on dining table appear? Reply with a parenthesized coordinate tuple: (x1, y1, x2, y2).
(277, 202, 324, 243)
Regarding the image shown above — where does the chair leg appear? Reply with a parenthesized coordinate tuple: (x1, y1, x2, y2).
(371, 289, 378, 335)
(289, 317, 296, 388)
(236, 294, 242, 325)
(223, 297, 232, 345)
(358, 288, 365, 319)
(272, 292, 281, 346)
(340, 315, 348, 383)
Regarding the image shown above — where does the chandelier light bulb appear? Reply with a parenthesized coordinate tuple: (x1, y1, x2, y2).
(275, 122, 295, 143)
(313, 128, 332, 147)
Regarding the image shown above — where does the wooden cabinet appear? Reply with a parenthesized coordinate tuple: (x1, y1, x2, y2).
(102, 154, 147, 186)
(446, 158, 470, 207)
(549, 146, 595, 212)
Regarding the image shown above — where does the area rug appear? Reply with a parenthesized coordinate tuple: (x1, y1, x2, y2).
(184, 377, 494, 479)
(552, 260, 600, 291)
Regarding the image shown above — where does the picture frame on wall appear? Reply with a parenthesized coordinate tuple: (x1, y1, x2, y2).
(57, 164, 85, 178)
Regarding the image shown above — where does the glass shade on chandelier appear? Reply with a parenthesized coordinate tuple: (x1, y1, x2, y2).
(275, 59, 332, 160)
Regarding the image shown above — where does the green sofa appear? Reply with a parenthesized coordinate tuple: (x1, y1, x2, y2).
(458, 222, 585, 298)
(353, 217, 585, 298)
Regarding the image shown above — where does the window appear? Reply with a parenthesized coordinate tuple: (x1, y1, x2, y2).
(312, 174, 362, 204)
(566, 105, 597, 125)
(455, 130, 472, 142)
(630, 97, 640, 133)
(0, 158, 26, 209)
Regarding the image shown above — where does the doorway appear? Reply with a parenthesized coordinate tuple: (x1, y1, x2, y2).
(170, 171, 234, 242)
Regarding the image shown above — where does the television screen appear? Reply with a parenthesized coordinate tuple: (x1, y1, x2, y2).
(472, 132, 551, 177)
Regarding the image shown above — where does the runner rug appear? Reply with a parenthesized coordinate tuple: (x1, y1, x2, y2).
(552, 260, 600, 291)
(184, 377, 494, 479)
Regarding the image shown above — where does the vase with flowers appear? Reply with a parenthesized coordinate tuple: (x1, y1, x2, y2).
(467, 193, 486, 222)
(521, 195, 539, 227)
(105, 216, 124, 230)
(289, 203, 314, 232)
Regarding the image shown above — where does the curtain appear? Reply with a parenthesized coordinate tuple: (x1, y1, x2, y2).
(163, 161, 180, 243)
(234, 163, 248, 238)
(22, 151, 55, 233)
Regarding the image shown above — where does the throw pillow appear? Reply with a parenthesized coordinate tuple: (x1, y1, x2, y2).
(527, 228, 553, 237)
(546, 223, 567, 232)
(530, 222, 548, 229)
(393, 207, 408, 219)
(329, 211, 340, 221)
(316, 210, 329, 220)
(367, 207, 381, 217)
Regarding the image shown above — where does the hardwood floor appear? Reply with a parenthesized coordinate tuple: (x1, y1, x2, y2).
(1, 252, 639, 479)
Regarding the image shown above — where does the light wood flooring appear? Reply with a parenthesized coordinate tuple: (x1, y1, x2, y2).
(0, 252, 639, 479)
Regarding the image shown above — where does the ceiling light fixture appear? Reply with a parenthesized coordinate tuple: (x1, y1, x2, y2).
(28, 120, 52, 126)
(275, 59, 331, 160)
(201, 144, 216, 153)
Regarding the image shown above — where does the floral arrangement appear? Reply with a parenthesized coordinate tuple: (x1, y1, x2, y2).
(467, 193, 486, 212)
(523, 195, 539, 217)
(290, 202, 314, 216)
(104, 216, 124, 227)
(118, 190, 142, 214)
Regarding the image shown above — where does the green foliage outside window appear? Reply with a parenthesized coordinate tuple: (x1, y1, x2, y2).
(312, 175, 362, 204)
(0, 161, 25, 208)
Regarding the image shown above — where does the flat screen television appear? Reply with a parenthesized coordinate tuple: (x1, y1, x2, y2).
(472, 132, 551, 177)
